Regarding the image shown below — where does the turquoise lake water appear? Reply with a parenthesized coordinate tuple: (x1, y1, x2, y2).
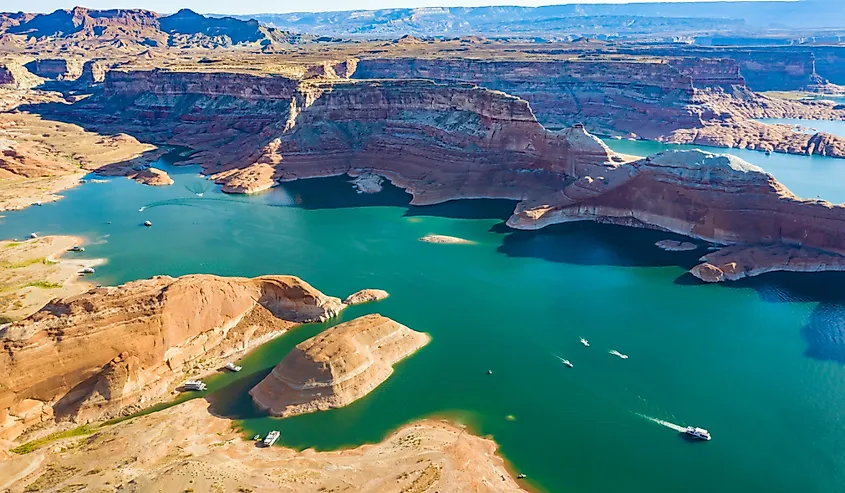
(3, 130, 845, 492)
(605, 118, 845, 203)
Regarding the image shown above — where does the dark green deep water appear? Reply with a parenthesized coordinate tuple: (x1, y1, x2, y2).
(4, 127, 845, 492)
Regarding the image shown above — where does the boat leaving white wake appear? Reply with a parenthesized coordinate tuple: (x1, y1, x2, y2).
(551, 353, 574, 367)
(636, 414, 687, 433)
(609, 350, 628, 359)
(138, 207, 145, 212)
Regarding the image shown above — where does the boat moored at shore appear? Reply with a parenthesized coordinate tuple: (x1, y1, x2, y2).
(183, 380, 207, 391)
(263, 430, 280, 447)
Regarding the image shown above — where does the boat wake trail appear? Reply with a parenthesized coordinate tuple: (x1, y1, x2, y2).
(636, 414, 686, 432)
(551, 353, 569, 363)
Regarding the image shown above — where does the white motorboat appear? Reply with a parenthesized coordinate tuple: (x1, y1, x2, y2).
(684, 426, 712, 441)
(562, 359, 573, 368)
(224, 362, 242, 372)
(183, 380, 207, 391)
(609, 350, 629, 359)
(263, 430, 280, 447)
(580, 338, 590, 347)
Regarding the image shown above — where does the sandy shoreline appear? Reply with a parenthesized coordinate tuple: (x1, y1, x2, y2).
(0, 235, 103, 322)
(0, 111, 160, 213)
(0, 398, 528, 492)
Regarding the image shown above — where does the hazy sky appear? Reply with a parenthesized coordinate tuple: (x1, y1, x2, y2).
(3, 0, 792, 16)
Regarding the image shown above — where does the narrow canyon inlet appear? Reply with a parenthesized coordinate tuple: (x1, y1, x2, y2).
(4, 2, 845, 492)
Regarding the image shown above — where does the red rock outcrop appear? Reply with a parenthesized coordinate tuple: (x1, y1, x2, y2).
(691, 245, 845, 282)
(250, 314, 429, 417)
(0, 274, 345, 440)
(508, 149, 845, 280)
(343, 289, 389, 305)
(25, 58, 84, 81)
(49, 69, 845, 281)
(74, 70, 623, 203)
(353, 56, 845, 157)
(0, 59, 44, 89)
(127, 167, 173, 186)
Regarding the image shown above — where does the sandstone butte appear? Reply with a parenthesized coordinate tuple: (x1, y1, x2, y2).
(343, 288, 389, 305)
(250, 314, 430, 417)
(508, 149, 845, 282)
(0, 274, 347, 442)
(0, 399, 526, 493)
(126, 166, 173, 186)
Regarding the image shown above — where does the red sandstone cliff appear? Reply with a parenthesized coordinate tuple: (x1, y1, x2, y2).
(508, 149, 845, 281)
(0, 274, 345, 440)
(86, 70, 623, 203)
(54, 69, 845, 282)
(352, 56, 845, 158)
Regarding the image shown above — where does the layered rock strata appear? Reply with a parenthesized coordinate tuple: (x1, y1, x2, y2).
(691, 245, 845, 282)
(508, 149, 845, 280)
(0, 59, 44, 89)
(0, 112, 162, 210)
(250, 314, 429, 417)
(68, 70, 623, 204)
(0, 7, 307, 53)
(0, 274, 345, 440)
(353, 56, 845, 157)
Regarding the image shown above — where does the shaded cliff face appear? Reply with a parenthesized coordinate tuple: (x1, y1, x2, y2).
(616, 46, 821, 92)
(509, 149, 845, 279)
(352, 55, 845, 155)
(353, 57, 706, 136)
(250, 314, 430, 417)
(76, 70, 622, 204)
(24, 57, 84, 80)
(0, 60, 44, 89)
(0, 274, 344, 440)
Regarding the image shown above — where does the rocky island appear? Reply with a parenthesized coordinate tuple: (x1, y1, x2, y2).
(250, 314, 430, 417)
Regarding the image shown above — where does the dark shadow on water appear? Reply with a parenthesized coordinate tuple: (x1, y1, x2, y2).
(802, 304, 845, 364)
(713, 271, 845, 364)
(673, 272, 704, 286)
(404, 198, 517, 221)
(283, 175, 518, 221)
(499, 220, 845, 365)
(497, 222, 706, 269)
(206, 369, 272, 421)
(283, 176, 413, 209)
